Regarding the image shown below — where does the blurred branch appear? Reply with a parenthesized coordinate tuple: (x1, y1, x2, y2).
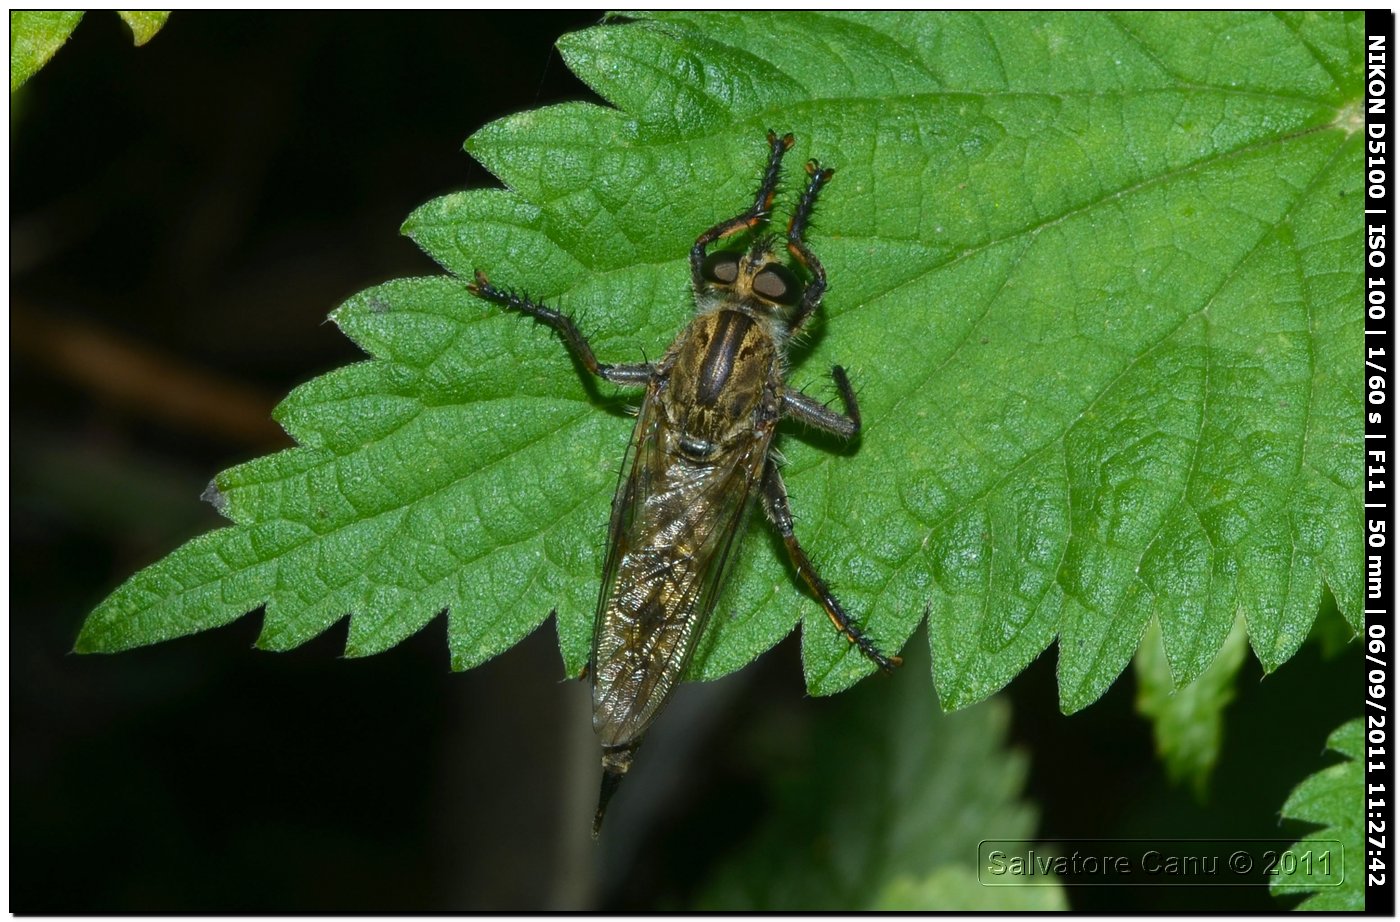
(13, 300, 286, 449)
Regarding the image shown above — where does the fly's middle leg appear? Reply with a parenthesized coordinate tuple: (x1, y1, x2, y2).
(466, 270, 653, 387)
(760, 461, 901, 672)
(782, 365, 861, 440)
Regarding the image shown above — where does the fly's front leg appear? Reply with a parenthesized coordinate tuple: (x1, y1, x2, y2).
(760, 460, 901, 672)
(467, 270, 652, 387)
(690, 130, 794, 290)
(782, 364, 861, 440)
(785, 159, 835, 336)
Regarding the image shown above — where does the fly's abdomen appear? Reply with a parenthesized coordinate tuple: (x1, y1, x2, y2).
(590, 417, 765, 750)
(591, 490, 716, 748)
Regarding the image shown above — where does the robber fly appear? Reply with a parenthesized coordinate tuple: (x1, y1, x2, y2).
(467, 131, 901, 836)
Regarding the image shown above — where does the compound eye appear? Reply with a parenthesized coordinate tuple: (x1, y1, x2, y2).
(701, 251, 741, 285)
(752, 264, 800, 305)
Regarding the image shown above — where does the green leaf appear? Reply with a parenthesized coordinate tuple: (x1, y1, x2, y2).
(873, 866, 1067, 911)
(11, 10, 169, 93)
(11, 11, 83, 92)
(696, 639, 1060, 910)
(1271, 717, 1362, 910)
(1134, 613, 1247, 797)
(79, 13, 1364, 714)
(117, 11, 170, 47)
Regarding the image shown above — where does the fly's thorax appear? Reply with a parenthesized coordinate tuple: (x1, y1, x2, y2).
(662, 305, 782, 452)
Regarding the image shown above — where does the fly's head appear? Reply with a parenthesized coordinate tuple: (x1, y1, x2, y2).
(697, 236, 804, 324)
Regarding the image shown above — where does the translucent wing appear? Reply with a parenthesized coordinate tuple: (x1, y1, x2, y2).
(590, 385, 770, 749)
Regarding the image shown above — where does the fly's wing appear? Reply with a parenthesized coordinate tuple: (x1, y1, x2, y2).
(590, 385, 663, 683)
(590, 391, 769, 749)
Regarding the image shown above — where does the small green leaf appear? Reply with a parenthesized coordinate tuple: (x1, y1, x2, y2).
(10, 10, 83, 92)
(696, 638, 1056, 910)
(117, 11, 170, 47)
(79, 13, 1364, 715)
(1271, 718, 1362, 910)
(1134, 614, 1247, 797)
(873, 866, 1067, 911)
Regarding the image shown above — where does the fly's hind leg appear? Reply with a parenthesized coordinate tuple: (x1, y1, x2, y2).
(467, 270, 653, 387)
(760, 460, 901, 672)
(690, 130, 794, 289)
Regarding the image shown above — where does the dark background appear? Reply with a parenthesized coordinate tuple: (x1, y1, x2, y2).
(11, 11, 1361, 911)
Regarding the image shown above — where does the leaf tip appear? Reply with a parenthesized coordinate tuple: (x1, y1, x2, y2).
(73, 607, 124, 655)
(71, 625, 99, 655)
(937, 685, 978, 712)
(1056, 676, 1106, 716)
(399, 199, 440, 241)
(200, 478, 229, 518)
(117, 10, 170, 47)
(1253, 650, 1284, 677)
